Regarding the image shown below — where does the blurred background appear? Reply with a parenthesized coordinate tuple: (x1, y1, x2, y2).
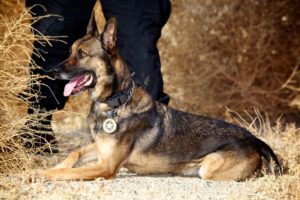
(160, 0, 300, 121)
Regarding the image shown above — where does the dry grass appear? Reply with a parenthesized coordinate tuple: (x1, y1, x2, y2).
(0, 3, 65, 174)
(231, 109, 300, 172)
(225, 108, 300, 199)
(160, 0, 300, 120)
(0, 4, 38, 174)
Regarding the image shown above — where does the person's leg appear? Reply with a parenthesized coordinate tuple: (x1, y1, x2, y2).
(100, 0, 171, 104)
(24, 0, 96, 151)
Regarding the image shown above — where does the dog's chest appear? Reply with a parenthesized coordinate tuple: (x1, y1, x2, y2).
(94, 136, 118, 158)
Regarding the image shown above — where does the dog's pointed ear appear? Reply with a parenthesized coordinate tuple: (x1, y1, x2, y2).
(102, 17, 117, 51)
(86, 10, 99, 35)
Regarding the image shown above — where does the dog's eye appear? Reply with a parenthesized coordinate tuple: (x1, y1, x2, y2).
(78, 49, 88, 58)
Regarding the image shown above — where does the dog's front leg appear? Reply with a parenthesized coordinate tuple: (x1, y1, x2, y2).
(37, 156, 123, 181)
(37, 162, 113, 181)
(54, 143, 97, 169)
(36, 139, 130, 181)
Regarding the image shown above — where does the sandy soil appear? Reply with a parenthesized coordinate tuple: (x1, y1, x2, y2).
(1, 173, 279, 200)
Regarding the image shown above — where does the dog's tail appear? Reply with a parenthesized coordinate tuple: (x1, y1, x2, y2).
(249, 137, 282, 176)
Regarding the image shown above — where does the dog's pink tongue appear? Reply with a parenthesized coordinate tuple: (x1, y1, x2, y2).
(63, 77, 82, 97)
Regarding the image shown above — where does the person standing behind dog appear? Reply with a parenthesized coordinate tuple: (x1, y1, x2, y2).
(24, 0, 171, 151)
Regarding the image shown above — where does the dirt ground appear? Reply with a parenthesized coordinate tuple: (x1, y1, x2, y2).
(1, 173, 292, 200)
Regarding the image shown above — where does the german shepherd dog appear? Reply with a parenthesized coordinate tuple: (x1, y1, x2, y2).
(36, 14, 281, 181)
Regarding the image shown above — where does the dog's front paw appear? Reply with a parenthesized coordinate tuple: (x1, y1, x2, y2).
(24, 170, 45, 183)
(25, 169, 57, 183)
(53, 163, 66, 169)
(36, 169, 57, 181)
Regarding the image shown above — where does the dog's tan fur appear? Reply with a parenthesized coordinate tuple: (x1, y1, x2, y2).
(36, 15, 281, 182)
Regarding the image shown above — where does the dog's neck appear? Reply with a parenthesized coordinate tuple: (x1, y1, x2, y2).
(105, 78, 136, 109)
(97, 53, 135, 110)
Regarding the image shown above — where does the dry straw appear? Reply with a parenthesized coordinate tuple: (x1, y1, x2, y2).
(0, 4, 65, 174)
(226, 108, 300, 199)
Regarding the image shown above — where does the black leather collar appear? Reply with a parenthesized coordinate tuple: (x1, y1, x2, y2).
(104, 80, 136, 109)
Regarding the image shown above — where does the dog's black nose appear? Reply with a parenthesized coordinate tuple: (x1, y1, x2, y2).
(52, 67, 61, 73)
(41, 66, 62, 78)
(51, 64, 64, 76)
(49, 68, 59, 79)
(51, 59, 68, 75)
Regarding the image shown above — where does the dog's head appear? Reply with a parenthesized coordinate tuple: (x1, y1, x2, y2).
(55, 14, 128, 101)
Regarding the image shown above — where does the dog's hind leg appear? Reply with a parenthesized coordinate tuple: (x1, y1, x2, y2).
(198, 148, 261, 181)
(54, 143, 97, 169)
(198, 152, 225, 180)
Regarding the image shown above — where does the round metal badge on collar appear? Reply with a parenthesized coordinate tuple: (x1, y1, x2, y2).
(103, 118, 117, 134)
